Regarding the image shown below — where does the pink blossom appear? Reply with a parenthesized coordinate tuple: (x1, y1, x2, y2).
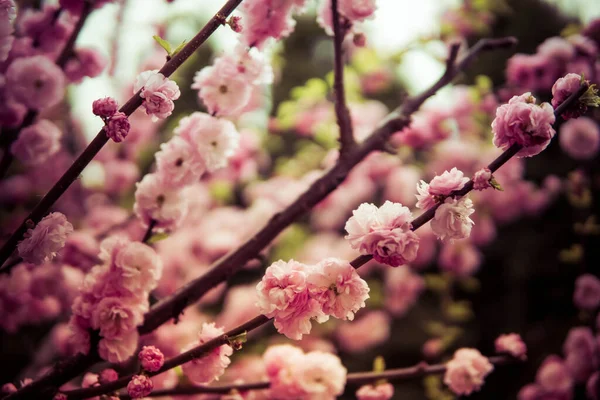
(535, 355, 574, 394)
(139, 346, 165, 372)
(563, 327, 598, 382)
(192, 66, 252, 118)
(64, 48, 107, 83)
(559, 117, 600, 160)
(175, 112, 240, 172)
(105, 238, 163, 294)
(98, 330, 140, 362)
(104, 112, 130, 142)
(99, 369, 119, 384)
(416, 167, 469, 210)
(127, 374, 153, 399)
(1, 383, 17, 394)
(335, 310, 390, 353)
(5, 55, 66, 110)
(573, 274, 600, 310)
(473, 168, 492, 191)
(90, 296, 144, 340)
(181, 322, 233, 384)
(345, 201, 420, 267)
(134, 70, 180, 120)
(356, 383, 394, 400)
(263, 345, 306, 398)
(239, 0, 304, 48)
(384, 266, 425, 316)
(537, 37, 575, 62)
(134, 173, 188, 232)
(551, 73, 586, 119)
(257, 260, 327, 340)
(296, 351, 347, 399)
(430, 197, 475, 242)
(495, 333, 527, 360)
(10, 119, 62, 165)
(438, 240, 481, 276)
(17, 212, 73, 265)
(92, 97, 119, 119)
(155, 136, 206, 188)
(492, 93, 556, 158)
(506, 54, 560, 92)
(307, 257, 369, 320)
(443, 348, 494, 395)
(384, 166, 421, 207)
(339, 0, 377, 22)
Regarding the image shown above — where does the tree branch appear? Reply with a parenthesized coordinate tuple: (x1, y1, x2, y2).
(0, 0, 245, 273)
(118, 355, 516, 398)
(331, 0, 355, 155)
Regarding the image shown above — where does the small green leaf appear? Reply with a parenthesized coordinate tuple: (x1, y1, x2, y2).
(373, 356, 386, 373)
(172, 40, 187, 57)
(228, 331, 248, 350)
(153, 35, 172, 55)
(148, 232, 169, 244)
(490, 176, 503, 191)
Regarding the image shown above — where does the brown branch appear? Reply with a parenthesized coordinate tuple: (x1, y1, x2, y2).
(118, 355, 516, 398)
(61, 316, 270, 399)
(4, 36, 516, 400)
(331, 0, 355, 155)
(0, 0, 245, 274)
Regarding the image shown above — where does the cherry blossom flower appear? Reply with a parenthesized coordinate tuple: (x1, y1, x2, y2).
(90, 297, 144, 340)
(473, 168, 492, 191)
(5, 55, 66, 110)
(181, 322, 233, 384)
(416, 168, 470, 210)
(134, 70, 180, 120)
(133, 173, 188, 232)
(345, 201, 420, 267)
(356, 382, 394, 400)
(239, 0, 305, 48)
(495, 333, 527, 360)
(139, 346, 165, 372)
(256, 259, 327, 340)
(175, 112, 240, 172)
(11, 119, 62, 165)
(295, 351, 347, 399)
(155, 136, 206, 188)
(98, 330, 139, 362)
(92, 97, 119, 119)
(559, 117, 600, 160)
(444, 348, 494, 395)
(104, 111, 130, 142)
(430, 197, 475, 242)
(307, 257, 370, 321)
(384, 266, 424, 316)
(263, 344, 306, 398)
(127, 374, 153, 399)
(17, 212, 73, 265)
(491, 93, 556, 158)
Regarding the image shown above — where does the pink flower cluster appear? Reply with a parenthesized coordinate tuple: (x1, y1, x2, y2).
(239, 0, 306, 49)
(256, 258, 369, 340)
(181, 322, 233, 384)
(506, 33, 598, 93)
(356, 382, 394, 400)
(559, 117, 600, 160)
(134, 70, 180, 120)
(431, 197, 475, 242)
(563, 327, 599, 383)
(519, 355, 574, 400)
(345, 201, 420, 267)
(17, 212, 73, 265)
(0, 263, 83, 333)
(134, 112, 239, 231)
(443, 348, 494, 395)
(192, 45, 273, 117)
(68, 236, 163, 362)
(263, 344, 347, 399)
(416, 167, 470, 210)
(495, 333, 527, 360)
(11, 119, 62, 166)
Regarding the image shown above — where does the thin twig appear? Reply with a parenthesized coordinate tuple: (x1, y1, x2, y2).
(142, 219, 157, 243)
(118, 355, 516, 398)
(331, 0, 355, 155)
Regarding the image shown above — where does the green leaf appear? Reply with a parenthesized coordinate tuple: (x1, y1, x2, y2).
(172, 40, 187, 57)
(424, 274, 450, 294)
(153, 35, 172, 55)
(148, 232, 169, 244)
(490, 176, 503, 191)
(444, 301, 473, 323)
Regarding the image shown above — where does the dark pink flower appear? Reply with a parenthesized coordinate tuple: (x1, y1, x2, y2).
(495, 333, 527, 360)
(92, 97, 119, 119)
(127, 374, 153, 399)
(138, 346, 165, 372)
(104, 112, 130, 142)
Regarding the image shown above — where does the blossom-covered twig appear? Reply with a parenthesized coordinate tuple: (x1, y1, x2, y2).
(0, 0, 245, 272)
(61, 316, 270, 399)
(115, 355, 515, 399)
(0, 2, 94, 180)
(331, 0, 355, 155)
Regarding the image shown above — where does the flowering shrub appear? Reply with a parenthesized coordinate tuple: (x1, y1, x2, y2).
(0, 1, 599, 399)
